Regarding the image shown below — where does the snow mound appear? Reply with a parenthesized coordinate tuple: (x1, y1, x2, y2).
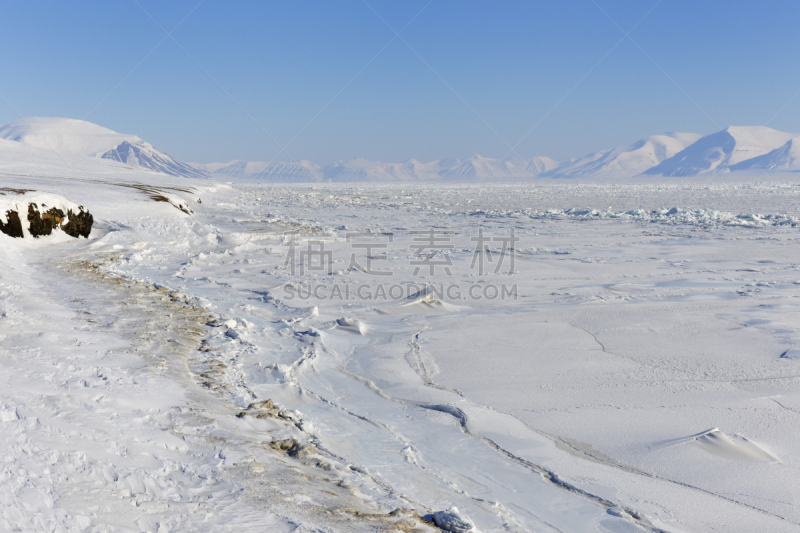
(0, 117, 141, 156)
(335, 317, 367, 335)
(378, 296, 458, 314)
(693, 428, 780, 462)
(431, 507, 478, 533)
(645, 126, 798, 176)
(780, 349, 800, 359)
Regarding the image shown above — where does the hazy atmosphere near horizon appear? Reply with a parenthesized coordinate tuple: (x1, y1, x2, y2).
(3, 2, 800, 533)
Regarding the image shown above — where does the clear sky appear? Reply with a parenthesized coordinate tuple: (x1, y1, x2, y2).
(1, 1, 798, 165)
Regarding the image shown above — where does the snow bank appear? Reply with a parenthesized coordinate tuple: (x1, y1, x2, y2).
(0, 191, 93, 239)
(693, 428, 781, 463)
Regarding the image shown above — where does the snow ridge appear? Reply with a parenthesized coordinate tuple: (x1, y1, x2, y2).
(645, 126, 798, 176)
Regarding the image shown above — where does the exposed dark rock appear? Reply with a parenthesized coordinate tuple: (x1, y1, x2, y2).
(0, 210, 24, 238)
(0, 187, 35, 195)
(62, 208, 93, 238)
(28, 204, 64, 237)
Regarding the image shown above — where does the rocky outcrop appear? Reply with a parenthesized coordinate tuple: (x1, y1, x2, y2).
(61, 208, 93, 238)
(0, 209, 24, 238)
(0, 195, 93, 239)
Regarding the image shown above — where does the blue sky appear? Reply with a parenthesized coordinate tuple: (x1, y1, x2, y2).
(0, 1, 798, 164)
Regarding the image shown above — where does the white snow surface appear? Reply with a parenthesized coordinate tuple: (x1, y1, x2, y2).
(5, 134, 800, 531)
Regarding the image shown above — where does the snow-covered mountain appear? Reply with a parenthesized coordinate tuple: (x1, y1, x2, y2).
(0, 117, 209, 179)
(99, 141, 209, 180)
(644, 126, 798, 176)
(439, 155, 559, 180)
(729, 137, 800, 172)
(544, 132, 702, 178)
(0, 117, 142, 156)
(192, 160, 321, 181)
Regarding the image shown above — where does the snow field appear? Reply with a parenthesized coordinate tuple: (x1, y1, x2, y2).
(3, 157, 800, 531)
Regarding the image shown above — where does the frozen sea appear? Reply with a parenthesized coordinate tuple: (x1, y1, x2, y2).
(3, 159, 800, 532)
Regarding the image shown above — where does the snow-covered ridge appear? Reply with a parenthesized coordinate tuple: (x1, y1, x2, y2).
(730, 136, 800, 172)
(645, 126, 799, 176)
(99, 141, 209, 180)
(542, 132, 703, 178)
(0, 118, 210, 180)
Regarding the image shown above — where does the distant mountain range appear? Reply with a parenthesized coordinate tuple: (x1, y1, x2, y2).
(195, 126, 800, 181)
(1, 118, 798, 181)
(193, 155, 561, 182)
